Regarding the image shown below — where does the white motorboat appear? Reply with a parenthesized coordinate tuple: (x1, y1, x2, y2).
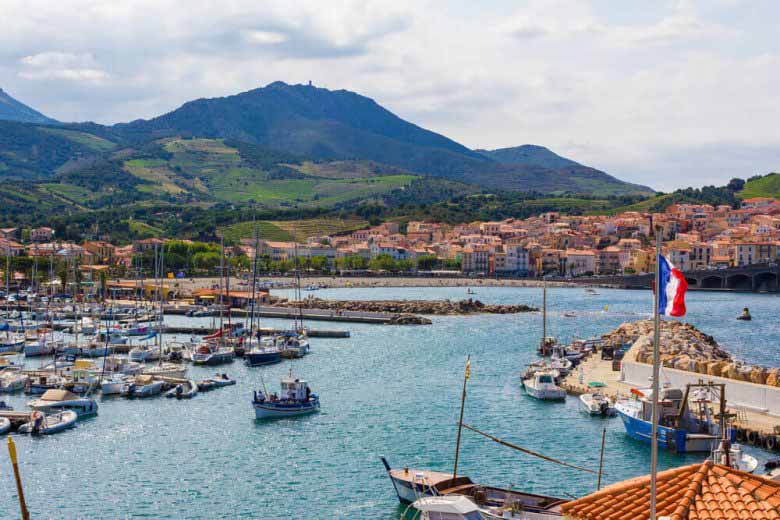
(0, 333, 25, 353)
(0, 416, 10, 434)
(99, 356, 144, 375)
(23, 338, 56, 357)
(18, 410, 78, 434)
(0, 370, 28, 393)
(129, 344, 160, 363)
(28, 389, 99, 417)
(142, 363, 187, 378)
(121, 374, 164, 398)
(76, 317, 96, 334)
(279, 333, 310, 359)
(252, 377, 320, 419)
(522, 370, 566, 400)
(579, 393, 616, 416)
(712, 438, 758, 473)
(410, 496, 482, 520)
(100, 374, 133, 395)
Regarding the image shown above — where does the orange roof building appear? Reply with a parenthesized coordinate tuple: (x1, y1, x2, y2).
(562, 460, 780, 520)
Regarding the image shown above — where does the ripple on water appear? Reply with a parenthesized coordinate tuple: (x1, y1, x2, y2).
(0, 287, 777, 518)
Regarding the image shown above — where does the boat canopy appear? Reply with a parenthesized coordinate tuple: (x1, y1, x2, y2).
(41, 389, 80, 402)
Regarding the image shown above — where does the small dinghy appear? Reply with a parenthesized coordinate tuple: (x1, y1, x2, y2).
(18, 410, 78, 435)
(165, 379, 198, 399)
(0, 417, 10, 435)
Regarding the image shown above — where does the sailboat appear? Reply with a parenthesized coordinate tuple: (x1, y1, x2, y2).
(245, 223, 282, 368)
(279, 244, 310, 359)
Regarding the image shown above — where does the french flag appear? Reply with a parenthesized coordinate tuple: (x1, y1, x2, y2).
(657, 255, 688, 317)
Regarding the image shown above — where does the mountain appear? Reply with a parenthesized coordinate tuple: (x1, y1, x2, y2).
(0, 81, 653, 199)
(477, 145, 654, 195)
(0, 88, 57, 124)
(477, 144, 585, 169)
(109, 82, 652, 195)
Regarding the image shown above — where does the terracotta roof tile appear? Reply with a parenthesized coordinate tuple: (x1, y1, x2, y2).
(562, 461, 780, 519)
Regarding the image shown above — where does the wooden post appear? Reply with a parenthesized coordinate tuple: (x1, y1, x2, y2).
(597, 428, 607, 491)
(452, 355, 471, 478)
(7, 436, 30, 520)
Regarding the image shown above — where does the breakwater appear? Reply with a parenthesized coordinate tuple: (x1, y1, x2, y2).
(272, 297, 537, 315)
(606, 320, 780, 387)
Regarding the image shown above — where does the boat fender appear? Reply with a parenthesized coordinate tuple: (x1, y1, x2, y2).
(766, 435, 777, 451)
(747, 429, 759, 445)
(735, 428, 746, 442)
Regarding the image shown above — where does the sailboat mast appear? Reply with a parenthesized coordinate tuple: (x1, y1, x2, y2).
(649, 225, 662, 520)
(218, 237, 225, 342)
(158, 242, 165, 363)
(248, 222, 260, 340)
(452, 355, 471, 479)
(542, 281, 547, 343)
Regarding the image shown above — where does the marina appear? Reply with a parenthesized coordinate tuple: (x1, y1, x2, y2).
(0, 286, 780, 517)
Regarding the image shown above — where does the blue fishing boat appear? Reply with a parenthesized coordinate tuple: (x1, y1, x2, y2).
(252, 377, 319, 419)
(615, 383, 729, 453)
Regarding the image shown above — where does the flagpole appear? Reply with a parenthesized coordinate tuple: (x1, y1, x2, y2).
(452, 355, 471, 479)
(650, 225, 662, 520)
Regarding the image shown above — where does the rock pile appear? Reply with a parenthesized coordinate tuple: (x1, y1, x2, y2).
(605, 320, 780, 387)
(273, 297, 536, 316)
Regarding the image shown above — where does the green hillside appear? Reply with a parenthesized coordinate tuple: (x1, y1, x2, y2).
(219, 217, 367, 243)
(738, 173, 780, 199)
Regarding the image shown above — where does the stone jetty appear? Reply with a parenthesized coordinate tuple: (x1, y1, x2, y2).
(602, 320, 780, 387)
(272, 297, 537, 316)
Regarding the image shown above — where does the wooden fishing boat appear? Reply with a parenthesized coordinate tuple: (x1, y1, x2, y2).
(381, 458, 566, 517)
(252, 377, 319, 419)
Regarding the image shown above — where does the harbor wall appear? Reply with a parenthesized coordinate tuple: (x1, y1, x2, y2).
(620, 359, 780, 417)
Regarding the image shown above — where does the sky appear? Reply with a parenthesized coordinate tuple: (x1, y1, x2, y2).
(1, 0, 779, 192)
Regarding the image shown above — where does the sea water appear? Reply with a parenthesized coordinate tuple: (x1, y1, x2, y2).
(0, 286, 777, 518)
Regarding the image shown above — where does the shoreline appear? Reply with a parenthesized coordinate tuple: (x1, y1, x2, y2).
(136, 276, 587, 293)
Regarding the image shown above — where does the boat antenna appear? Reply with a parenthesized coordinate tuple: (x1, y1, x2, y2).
(452, 355, 471, 478)
(650, 224, 662, 520)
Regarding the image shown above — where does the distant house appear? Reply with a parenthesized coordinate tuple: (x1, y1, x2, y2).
(0, 228, 18, 240)
(30, 227, 54, 242)
(133, 238, 165, 252)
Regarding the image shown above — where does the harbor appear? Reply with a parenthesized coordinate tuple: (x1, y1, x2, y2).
(1, 285, 780, 517)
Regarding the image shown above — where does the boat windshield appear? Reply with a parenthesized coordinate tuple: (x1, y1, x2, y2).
(539, 375, 554, 384)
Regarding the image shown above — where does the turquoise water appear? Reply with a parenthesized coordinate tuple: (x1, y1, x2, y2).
(0, 287, 777, 519)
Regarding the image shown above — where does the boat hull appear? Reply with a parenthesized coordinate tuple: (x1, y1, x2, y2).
(192, 352, 234, 366)
(253, 399, 320, 419)
(245, 351, 282, 367)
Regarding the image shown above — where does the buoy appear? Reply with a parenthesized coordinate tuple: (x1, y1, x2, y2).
(766, 435, 778, 451)
(747, 429, 759, 445)
(736, 428, 746, 442)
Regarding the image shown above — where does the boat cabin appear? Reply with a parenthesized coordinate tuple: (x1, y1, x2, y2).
(280, 378, 311, 401)
(39, 389, 80, 403)
(412, 496, 482, 520)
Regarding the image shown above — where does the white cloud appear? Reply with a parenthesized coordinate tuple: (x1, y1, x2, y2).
(243, 31, 288, 45)
(0, 0, 777, 189)
(18, 51, 109, 82)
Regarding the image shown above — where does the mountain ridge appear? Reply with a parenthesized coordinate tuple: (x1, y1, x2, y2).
(0, 88, 58, 124)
